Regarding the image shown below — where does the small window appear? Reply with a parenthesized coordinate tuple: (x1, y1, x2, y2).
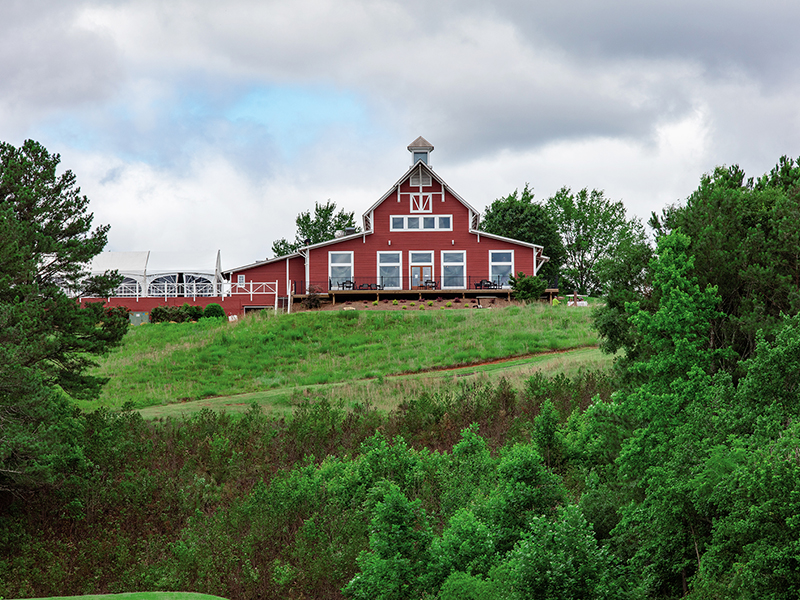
(407, 217, 420, 229)
(411, 252, 432, 264)
(392, 217, 405, 230)
(423, 217, 436, 229)
(380, 252, 400, 263)
(438, 216, 451, 229)
(413, 151, 428, 164)
(237, 275, 245, 284)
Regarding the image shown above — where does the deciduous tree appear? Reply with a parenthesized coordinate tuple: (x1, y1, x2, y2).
(480, 184, 565, 286)
(272, 200, 359, 257)
(545, 187, 639, 295)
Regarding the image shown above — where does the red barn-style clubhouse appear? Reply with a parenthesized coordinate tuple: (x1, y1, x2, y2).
(226, 137, 549, 306)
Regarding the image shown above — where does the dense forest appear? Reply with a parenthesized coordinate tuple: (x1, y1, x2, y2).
(2, 142, 800, 599)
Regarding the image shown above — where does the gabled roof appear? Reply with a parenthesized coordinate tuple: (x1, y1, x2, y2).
(362, 159, 480, 230)
(225, 230, 367, 274)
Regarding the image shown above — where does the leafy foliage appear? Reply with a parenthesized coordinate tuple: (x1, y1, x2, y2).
(271, 200, 359, 257)
(648, 157, 800, 370)
(480, 184, 565, 285)
(546, 186, 642, 295)
(508, 271, 547, 302)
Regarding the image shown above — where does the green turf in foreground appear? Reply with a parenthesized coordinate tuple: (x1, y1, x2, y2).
(21, 594, 229, 600)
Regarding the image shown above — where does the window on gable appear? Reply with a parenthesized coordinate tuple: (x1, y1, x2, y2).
(390, 215, 452, 231)
(410, 194, 432, 213)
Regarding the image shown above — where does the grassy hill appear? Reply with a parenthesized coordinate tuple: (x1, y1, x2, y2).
(83, 303, 600, 412)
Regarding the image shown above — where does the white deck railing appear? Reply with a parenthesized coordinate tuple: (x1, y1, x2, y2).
(82, 280, 281, 311)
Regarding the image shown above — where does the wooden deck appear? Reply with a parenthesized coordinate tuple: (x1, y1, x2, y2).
(293, 287, 512, 305)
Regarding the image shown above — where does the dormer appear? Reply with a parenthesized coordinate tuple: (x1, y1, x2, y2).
(408, 136, 434, 166)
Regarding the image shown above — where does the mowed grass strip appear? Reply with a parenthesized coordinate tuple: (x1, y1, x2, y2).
(87, 303, 598, 410)
(137, 346, 611, 419)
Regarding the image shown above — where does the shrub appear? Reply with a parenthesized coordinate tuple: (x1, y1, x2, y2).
(446, 302, 452, 308)
(427, 301, 434, 306)
(372, 300, 379, 306)
(203, 303, 226, 319)
(393, 299, 399, 306)
(303, 285, 323, 309)
(509, 272, 547, 303)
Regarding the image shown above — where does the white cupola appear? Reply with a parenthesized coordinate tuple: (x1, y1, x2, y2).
(408, 136, 434, 166)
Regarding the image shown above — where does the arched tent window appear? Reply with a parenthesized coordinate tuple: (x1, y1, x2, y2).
(185, 274, 214, 296)
(115, 277, 142, 297)
(148, 274, 178, 297)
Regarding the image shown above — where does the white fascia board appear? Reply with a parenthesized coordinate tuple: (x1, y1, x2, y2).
(363, 161, 480, 218)
(470, 229, 548, 255)
(225, 252, 302, 275)
(300, 232, 369, 251)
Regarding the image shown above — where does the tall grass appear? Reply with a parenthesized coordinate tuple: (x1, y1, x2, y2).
(86, 304, 598, 410)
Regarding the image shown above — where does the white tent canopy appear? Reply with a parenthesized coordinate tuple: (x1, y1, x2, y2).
(86, 251, 224, 298)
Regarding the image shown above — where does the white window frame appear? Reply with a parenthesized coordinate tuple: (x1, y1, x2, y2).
(377, 251, 402, 290)
(489, 250, 514, 288)
(441, 250, 466, 289)
(237, 274, 245, 284)
(390, 215, 453, 231)
(328, 250, 354, 288)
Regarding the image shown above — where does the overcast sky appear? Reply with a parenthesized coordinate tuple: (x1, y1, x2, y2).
(3, 0, 799, 270)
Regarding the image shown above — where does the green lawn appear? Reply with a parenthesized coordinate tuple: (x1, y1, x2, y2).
(137, 346, 611, 418)
(83, 303, 600, 412)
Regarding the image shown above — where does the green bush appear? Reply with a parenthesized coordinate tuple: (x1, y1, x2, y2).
(509, 272, 547, 302)
(203, 303, 226, 319)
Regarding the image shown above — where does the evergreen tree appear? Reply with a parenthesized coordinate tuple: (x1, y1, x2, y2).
(0, 139, 128, 491)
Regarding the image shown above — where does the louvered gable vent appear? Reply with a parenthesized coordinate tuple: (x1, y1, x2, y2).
(410, 166, 431, 187)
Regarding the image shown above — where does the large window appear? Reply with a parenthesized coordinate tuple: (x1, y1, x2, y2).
(378, 252, 402, 289)
(329, 251, 353, 288)
(441, 251, 466, 288)
(390, 215, 452, 231)
(490, 250, 514, 287)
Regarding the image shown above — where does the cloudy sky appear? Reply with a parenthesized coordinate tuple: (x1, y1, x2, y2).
(3, 0, 799, 270)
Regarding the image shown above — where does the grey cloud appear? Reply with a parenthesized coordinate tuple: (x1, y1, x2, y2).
(0, 0, 121, 116)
